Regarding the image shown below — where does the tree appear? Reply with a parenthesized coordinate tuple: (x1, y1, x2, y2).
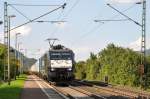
(85, 53, 101, 80)
(0, 44, 20, 80)
(75, 61, 86, 79)
(98, 44, 141, 86)
(75, 43, 150, 88)
(0, 44, 6, 80)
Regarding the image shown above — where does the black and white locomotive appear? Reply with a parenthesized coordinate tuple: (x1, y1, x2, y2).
(39, 45, 75, 81)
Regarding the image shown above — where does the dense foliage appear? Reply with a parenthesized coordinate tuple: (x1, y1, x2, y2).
(75, 44, 150, 88)
(0, 44, 6, 80)
(0, 44, 19, 80)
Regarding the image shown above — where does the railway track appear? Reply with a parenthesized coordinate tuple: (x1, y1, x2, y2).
(50, 82, 106, 99)
(35, 74, 150, 99)
(75, 80, 150, 99)
(37, 77, 105, 99)
(48, 80, 130, 99)
(68, 81, 129, 99)
(110, 86, 150, 98)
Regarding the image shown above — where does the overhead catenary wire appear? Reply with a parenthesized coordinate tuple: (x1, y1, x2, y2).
(94, 19, 129, 22)
(107, 3, 142, 27)
(35, 20, 67, 23)
(49, 0, 80, 37)
(10, 3, 66, 31)
(61, 0, 80, 19)
(70, 3, 137, 45)
(8, 4, 61, 7)
(94, 3, 137, 23)
(85, 4, 137, 37)
(9, 5, 66, 23)
(53, 0, 80, 20)
(9, 4, 31, 21)
(8, 3, 66, 23)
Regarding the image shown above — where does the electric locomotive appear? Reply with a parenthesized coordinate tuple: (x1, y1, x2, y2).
(39, 45, 75, 81)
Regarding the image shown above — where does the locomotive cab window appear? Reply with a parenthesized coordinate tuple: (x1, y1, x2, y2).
(61, 53, 71, 60)
(50, 53, 61, 60)
(50, 52, 72, 60)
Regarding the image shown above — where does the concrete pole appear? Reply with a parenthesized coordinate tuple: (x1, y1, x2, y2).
(8, 16, 10, 85)
(15, 33, 20, 79)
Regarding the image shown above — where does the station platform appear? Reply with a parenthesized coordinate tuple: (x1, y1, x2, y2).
(20, 75, 64, 99)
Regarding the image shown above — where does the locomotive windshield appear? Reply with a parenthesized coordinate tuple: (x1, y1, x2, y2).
(50, 52, 72, 60)
(50, 51, 73, 68)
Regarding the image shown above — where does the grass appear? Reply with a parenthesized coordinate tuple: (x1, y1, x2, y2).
(0, 74, 27, 99)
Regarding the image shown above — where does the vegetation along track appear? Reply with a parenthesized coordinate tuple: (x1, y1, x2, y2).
(75, 80, 150, 99)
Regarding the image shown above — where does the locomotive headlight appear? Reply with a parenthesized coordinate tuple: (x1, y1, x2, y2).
(68, 68, 72, 71)
(51, 68, 55, 71)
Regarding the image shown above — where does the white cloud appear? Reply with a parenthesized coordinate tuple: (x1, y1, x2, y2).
(72, 46, 94, 61)
(0, 26, 31, 43)
(106, 0, 142, 3)
(128, 37, 141, 51)
(11, 25, 31, 38)
(73, 46, 92, 54)
(54, 22, 67, 29)
(27, 47, 48, 59)
(128, 37, 150, 51)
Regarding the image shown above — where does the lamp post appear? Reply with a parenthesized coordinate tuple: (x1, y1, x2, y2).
(14, 33, 21, 80)
(18, 42, 22, 75)
(8, 15, 16, 85)
(20, 48, 27, 73)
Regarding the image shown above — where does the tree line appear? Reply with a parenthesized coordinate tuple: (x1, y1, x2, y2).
(0, 44, 20, 80)
(75, 44, 150, 88)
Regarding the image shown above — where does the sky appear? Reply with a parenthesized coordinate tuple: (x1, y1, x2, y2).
(0, 0, 150, 61)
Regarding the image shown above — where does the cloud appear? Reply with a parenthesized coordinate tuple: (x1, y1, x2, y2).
(54, 22, 67, 29)
(0, 25, 31, 43)
(128, 37, 150, 51)
(27, 47, 48, 59)
(11, 25, 31, 38)
(73, 46, 92, 54)
(128, 37, 141, 51)
(106, 0, 142, 3)
(72, 46, 94, 61)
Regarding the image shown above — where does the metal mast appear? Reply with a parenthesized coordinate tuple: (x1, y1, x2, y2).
(4, 2, 8, 81)
(141, 0, 146, 66)
(141, 0, 146, 86)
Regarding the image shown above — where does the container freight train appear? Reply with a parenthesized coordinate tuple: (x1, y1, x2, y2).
(39, 45, 75, 82)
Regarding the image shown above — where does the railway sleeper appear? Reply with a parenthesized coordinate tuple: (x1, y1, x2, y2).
(93, 85, 138, 99)
(69, 86, 105, 99)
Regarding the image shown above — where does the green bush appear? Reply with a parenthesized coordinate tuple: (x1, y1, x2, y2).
(0, 44, 18, 80)
(75, 44, 150, 88)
